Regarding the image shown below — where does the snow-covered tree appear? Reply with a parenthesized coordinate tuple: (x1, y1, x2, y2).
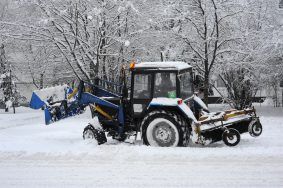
(219, 66, 258, 109)
(0, 0, 282, 108)
(0, 43, 20, 113)
(170, 0, 244, 105)
(217, 0, 283, 107)
(24, 0, 141, 82)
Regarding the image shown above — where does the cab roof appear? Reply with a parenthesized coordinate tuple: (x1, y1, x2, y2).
(133, 61, 192, 71)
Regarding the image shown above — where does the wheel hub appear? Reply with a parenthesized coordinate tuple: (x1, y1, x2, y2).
(156, 127, 172, 141)
(152, 121, 176, 146)
(253, 124, 261, 134)
(84, 129, 94, 139)
(228, 135, 237, 142)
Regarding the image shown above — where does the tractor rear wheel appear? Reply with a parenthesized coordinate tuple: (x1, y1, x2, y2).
(83, 124, 107, 145)
(141, 110, 187, 147)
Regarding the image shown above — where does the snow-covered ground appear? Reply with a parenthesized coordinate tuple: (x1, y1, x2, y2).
(0, 106, 282, 187)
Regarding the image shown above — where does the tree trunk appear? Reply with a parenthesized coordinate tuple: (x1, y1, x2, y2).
(160, 51, 164, 62)
(40, 73, 44, 89)
(273, 85, 278, 107)
(90, 58, 96, 82)
(203, 73, 209, 105)
(4, 96, 8, 112)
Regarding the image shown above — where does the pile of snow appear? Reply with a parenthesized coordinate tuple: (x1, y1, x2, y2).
(33, 84, 68, 102)
(135, 61, 192, 70)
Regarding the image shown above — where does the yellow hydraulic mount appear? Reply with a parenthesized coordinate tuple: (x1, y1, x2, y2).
(90, 104, 113, 120)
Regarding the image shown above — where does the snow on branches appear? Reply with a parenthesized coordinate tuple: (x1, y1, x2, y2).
(0, 44, 20, 113)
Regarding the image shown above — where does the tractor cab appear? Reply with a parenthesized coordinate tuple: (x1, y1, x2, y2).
(129, 61, 194, 115)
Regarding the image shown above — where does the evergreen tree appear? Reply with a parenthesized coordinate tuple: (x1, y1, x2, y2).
(0, 44, 19, 113)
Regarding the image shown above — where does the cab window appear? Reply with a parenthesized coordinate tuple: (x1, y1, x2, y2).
(133, 74, 152, 98)
(154, 73, 176, 98)
(179, 72, 193, 99)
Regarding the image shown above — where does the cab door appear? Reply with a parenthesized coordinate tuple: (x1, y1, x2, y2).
(131, 73, 153, 116)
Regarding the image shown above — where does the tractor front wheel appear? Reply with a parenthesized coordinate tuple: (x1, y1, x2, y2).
(83, 124, 107, 145)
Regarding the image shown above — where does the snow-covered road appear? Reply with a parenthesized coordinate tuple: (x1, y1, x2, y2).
(1, 152, 282, 187)
(0, 107, 282, 187)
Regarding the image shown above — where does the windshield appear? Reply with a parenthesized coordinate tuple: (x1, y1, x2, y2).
(154, 73, 176, 98)
(179, 71, 193, 100)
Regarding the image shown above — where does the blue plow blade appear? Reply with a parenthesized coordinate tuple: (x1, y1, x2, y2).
(30, 92, 45, 109)
(44, 108, 53, 125)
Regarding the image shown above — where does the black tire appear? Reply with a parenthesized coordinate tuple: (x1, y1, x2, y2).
(248, 120, 263, 137)
(83, 124, 107, 145)
(141, 110, 188, 147)
(222, 128, 241, 147)
(51, 106, 60, 121)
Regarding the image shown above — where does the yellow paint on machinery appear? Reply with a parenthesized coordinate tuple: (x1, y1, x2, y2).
(223, 108, 255, 121)
(92, 104, 113, 120)
(199, 108, 256, 124)
(67, 88, 78, 100)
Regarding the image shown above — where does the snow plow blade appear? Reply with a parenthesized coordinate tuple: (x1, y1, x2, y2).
(197, 107, 262, 146)
(201, 117, 261, 144)
(29, 85, 68, 109)
(44, 108, 53, 125)
(29, 85, 83, 125)
(30, 92, 45, 109)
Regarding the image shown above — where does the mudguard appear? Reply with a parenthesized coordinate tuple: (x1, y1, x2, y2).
(148, 98, 197, 122)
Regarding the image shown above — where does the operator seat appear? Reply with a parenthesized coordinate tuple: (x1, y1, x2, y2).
(155, 74, 174, 97)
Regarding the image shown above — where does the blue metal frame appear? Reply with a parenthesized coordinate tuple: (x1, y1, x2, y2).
(79, 92, 119, 109)
(44, 107, 52, 125)
(77, 79, 127, 133)
(30, 92, 46, 109)
(31, 79, 126, 134)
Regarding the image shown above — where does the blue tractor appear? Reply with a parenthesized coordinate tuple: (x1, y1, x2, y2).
(31, 61, 263, 147)
(81, 61, 262, 147)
